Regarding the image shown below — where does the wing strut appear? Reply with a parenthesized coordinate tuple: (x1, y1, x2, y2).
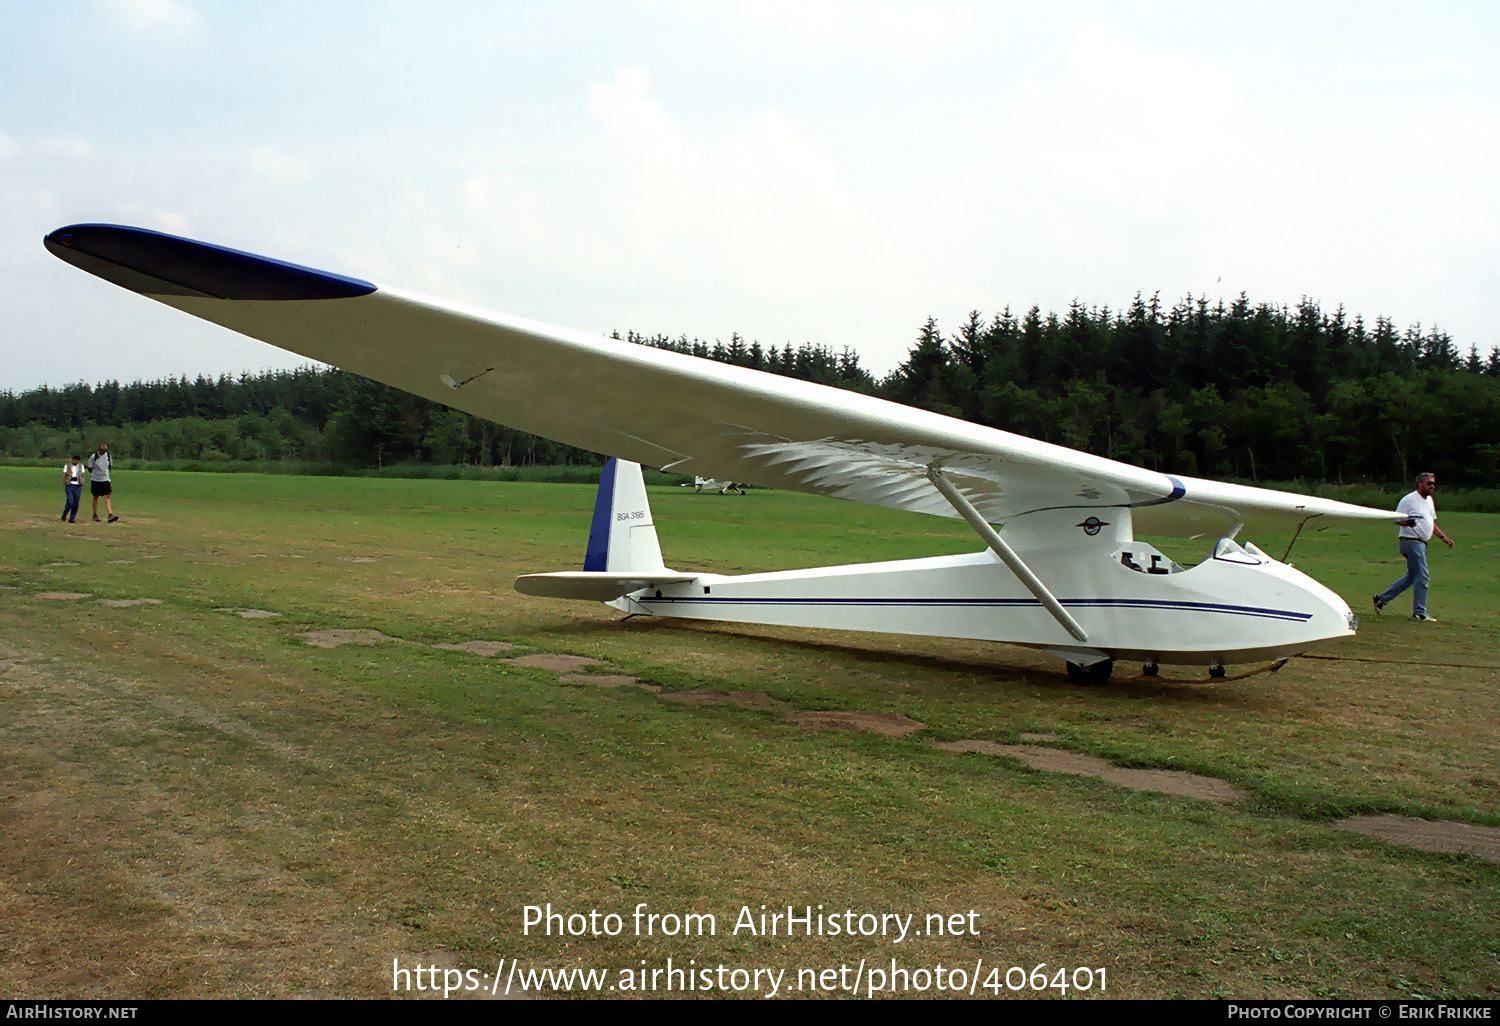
(927, 466, 1090, 643)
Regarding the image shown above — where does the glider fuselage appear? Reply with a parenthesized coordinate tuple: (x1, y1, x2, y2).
(519, 459, 1356, 673)
(610, 544, 1353, 667)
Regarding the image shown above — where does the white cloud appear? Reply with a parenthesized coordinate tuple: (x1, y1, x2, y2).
(250, 145, 311, 183)
(575, 67, 894, 296)
(10, 2, 1494, 394)
(0, 181, 62, 271)
(37, 135, 96, 161)
(0, 133, 95, 164)
(369, 65, 916, 364)
(110, 202, 189, 235)
(1008, 19, 1240, 214)
(724, 0, 971, 64)
(0, 133, 95, 270)
(864, 1, 973, 63)
(103, 0, 201, 34)
(885, 15, 1500, 359)
(867, 19, 1257, 326)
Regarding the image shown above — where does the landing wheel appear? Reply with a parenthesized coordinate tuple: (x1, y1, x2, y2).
(1066, 659, 1114, 685)
(1208, 664, 1227, 679)
(1142, 662, 1160, 677)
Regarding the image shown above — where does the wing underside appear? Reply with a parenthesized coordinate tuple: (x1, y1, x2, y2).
(46, 223, 1400, 538)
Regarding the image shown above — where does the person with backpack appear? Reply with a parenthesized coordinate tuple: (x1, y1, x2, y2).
(86, 443, 119, 523)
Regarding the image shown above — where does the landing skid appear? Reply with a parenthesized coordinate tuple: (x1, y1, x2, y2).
(1123, 658, 1290, 685)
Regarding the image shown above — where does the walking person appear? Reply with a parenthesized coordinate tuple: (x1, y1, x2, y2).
(1373, 472, 1453, 621)
(86, 443, 119, 523)
(61, 454, 84, 523)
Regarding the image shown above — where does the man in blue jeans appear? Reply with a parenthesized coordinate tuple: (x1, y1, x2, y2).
(1373, 473, 1454, 621)
(61, 454, 83, 522)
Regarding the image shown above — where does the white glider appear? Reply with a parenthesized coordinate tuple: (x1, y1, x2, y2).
(46, 224, 1401, 681)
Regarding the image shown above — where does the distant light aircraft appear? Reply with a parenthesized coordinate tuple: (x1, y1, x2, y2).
(693, 476, 744, 494)
(46, 224, 1401, 682)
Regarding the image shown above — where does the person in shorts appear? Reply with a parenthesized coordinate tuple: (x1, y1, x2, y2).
(86, 443, 119, 523)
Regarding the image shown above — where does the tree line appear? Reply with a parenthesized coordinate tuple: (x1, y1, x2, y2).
(0, 339, 872, 469)
(877, 294, 1498, 485)
(3, 293, 1496, 485)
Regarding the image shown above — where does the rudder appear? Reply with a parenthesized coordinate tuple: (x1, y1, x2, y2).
(583, 459, 667, 573)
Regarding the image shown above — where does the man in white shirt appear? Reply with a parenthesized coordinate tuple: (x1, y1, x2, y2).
(61, 454, 84, 523)
(86, 443, 119, 523)
(1373, 472, 1454, 621)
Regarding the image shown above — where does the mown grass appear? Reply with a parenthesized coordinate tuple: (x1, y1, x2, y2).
(0, 467, 1494, 1000)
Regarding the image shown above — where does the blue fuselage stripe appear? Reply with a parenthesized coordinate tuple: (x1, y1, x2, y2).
(638, 595, 1312, 622)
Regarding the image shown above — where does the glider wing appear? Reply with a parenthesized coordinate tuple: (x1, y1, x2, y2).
(46, 224, 1400, 537)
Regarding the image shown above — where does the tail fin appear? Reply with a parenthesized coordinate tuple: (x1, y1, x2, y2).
(583, 459, 667, 572)
(515, 461, 690, 601)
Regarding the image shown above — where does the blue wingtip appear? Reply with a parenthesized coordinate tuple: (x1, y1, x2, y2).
(583, 459, 619, 571)
(45, 223, 376, 301)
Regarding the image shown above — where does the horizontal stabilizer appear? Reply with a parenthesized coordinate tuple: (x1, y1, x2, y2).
(515, 571, 698, 602)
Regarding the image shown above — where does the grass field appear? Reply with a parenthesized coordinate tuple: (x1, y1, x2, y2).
(1, 467, 1495, 1000)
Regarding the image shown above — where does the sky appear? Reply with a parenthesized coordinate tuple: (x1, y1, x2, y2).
(3, 0, 1498, 392)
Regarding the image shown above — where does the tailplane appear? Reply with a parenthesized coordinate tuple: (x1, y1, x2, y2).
(516, 459, 695, 601)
